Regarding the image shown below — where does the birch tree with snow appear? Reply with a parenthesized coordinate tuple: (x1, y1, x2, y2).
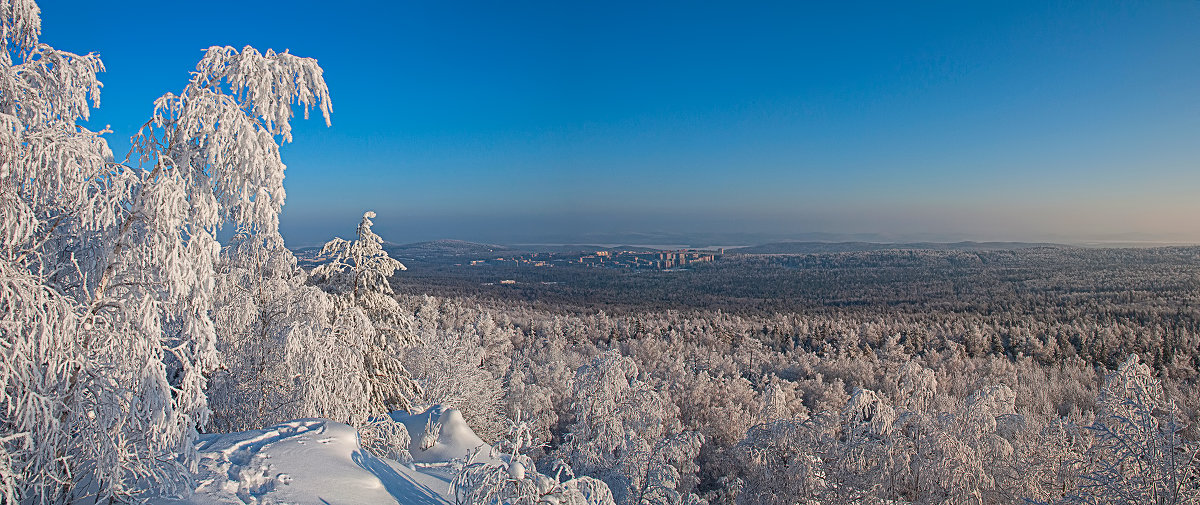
(0, 0, 335, 499)
(452, 414, 616, 505)
(207, 237, 356, 431)
(1062, 354, 1200, 504)
(558, 351, 704, 505)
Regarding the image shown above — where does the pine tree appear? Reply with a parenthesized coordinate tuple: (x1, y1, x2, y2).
(311, 211, 420, 415)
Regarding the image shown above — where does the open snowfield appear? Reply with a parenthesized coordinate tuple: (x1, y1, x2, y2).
(153, 407, 493, 505)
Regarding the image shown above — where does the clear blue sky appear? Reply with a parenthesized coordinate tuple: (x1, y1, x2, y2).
(41, 1, 1200, 246)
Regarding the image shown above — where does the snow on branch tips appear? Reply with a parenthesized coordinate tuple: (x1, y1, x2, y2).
(132, 44, 332, 243)
(312, 211, 406, 300)
(1, 0, 336, 499)
(1, 0, 40, 64)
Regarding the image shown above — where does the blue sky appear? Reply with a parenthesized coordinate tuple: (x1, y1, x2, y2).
(41, 1, 1200, 245)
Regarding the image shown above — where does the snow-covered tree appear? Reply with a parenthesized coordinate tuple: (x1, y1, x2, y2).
(404, 325, 506, 440)
(312, 211, 405, 300)
(833, 387, 899, 501)
(1022, 414, 1091, 503)
(311, 211, 420, 416)
(208, 235, 376, 430)
(1062, 354, 1199, 504)
(734, 414, 836, 505)
(558, 351, 704, 505)
(758, 378, 791, 423)
(0, 0, 334, 499)
(118, 35, 332, 458)
(452, 414, 616, 505)
(208, 238, 318, 431)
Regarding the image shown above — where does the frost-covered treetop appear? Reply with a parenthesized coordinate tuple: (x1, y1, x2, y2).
(184, 45, 332, 141)
(1, 0, 106, 266)
(313, 211, 407, 299)
(133, 44, 332, 243)
(1, 0, 39, 65)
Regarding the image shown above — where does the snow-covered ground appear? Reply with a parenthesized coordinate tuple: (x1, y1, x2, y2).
(154, 407, 491, 505)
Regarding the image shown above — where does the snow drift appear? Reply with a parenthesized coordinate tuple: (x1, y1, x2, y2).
(154, 406, 491, 505)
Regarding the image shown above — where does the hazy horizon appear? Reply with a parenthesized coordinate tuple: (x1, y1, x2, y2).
(279, 210, 1200, 249)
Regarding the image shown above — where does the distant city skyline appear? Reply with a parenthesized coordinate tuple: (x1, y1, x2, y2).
(43, 1, 1200, 246)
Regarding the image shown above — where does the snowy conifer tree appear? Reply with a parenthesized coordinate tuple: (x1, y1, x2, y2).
(311, 211, 420, 415)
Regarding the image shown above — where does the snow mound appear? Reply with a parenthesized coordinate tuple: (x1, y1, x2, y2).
(153, 419, 451, 505)
(149, 406, 503, 504)
(390, 405, 493, 464)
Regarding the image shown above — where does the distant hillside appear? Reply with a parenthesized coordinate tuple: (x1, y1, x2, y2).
(294, 238, 1066, 263)
(383, 239, 514, 260)
(510, 244, 665, 254)
(730, 241, 1063, 254)
(293, 239, 513, 266)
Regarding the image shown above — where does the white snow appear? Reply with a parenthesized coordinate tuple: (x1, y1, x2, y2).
(508, 461, 526, 481)
(154, 406, 490, 505)
(389, 405, 492, 465)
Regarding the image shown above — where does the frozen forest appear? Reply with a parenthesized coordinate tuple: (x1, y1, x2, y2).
(2, 2, 1199, 503)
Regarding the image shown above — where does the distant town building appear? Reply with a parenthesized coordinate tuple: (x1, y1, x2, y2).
(466, 248, 721, 271)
